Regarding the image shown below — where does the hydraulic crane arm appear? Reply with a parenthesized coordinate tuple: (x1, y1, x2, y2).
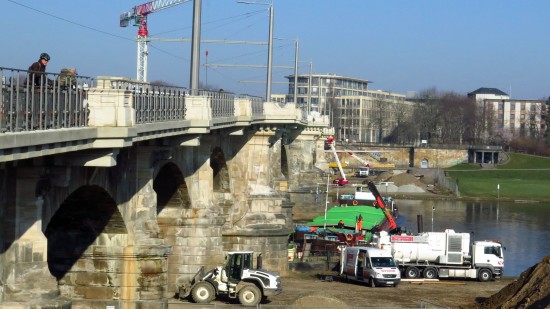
(330, 142, 348, 184)
(366, 181, 397, 231)
(347, 151, 370, 167)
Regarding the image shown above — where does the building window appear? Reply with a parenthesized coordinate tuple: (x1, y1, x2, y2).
(521, 104, 525, 110)
(510, 123, 515, 128)
(498, 114, 504, 119)
(510, 114, 515, 119)
(510, 103, 515, 110)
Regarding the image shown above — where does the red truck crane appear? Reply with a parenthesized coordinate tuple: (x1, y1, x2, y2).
(325, 136, 349, 186)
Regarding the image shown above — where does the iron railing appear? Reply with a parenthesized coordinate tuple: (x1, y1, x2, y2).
(100, 78, 188, 124)
(200, 89, 236, 118)
(134, 86, 187, 124)
(1, 67, 94, 132)
(240, 94, 265, 116)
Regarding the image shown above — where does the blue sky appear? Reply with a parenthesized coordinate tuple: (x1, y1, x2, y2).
(2, 0, 550, 99)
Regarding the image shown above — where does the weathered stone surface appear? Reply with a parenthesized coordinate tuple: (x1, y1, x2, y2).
(0, 124, 324, 306)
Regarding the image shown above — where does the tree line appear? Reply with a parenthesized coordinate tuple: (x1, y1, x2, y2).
(381, 88, 550, 156)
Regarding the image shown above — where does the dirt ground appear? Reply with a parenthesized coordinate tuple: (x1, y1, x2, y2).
(265, 271, 514, 309)
(172, 255, 550, 308)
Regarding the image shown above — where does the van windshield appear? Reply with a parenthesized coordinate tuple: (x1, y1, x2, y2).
(371, 257, 396, 268)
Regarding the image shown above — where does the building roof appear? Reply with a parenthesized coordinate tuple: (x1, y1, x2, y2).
(467, 87, 509, 96)
(286, 73, 371, 85)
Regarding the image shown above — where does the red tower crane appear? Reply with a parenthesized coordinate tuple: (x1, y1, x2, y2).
(120, 0, 191, 81)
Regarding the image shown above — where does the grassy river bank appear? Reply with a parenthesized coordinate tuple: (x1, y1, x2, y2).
(443, 152, 550, 202)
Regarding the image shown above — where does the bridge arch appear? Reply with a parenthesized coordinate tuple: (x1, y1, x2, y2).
(281, 143, 289, 179)
(44, 185, 127, 298)
(210, 146, 230, 193)
(153, 162, 193, 294)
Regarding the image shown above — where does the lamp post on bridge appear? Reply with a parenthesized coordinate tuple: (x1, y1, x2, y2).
(237, 1, 274, 101)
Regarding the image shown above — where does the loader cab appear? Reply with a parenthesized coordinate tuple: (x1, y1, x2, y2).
(225, 251, 254, 283)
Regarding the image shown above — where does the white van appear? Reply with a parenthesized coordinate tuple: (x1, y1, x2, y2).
(340, 247, 400, 287)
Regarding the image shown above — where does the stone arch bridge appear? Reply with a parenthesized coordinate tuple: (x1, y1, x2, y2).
(0, 70, 331, 307)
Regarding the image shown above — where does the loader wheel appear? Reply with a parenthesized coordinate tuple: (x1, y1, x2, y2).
(191, 281, 215, 304)
(238, 283, 261, 306)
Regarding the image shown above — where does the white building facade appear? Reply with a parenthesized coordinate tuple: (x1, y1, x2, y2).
(468, 88, 547, 138)
(283, 74, 413, 143)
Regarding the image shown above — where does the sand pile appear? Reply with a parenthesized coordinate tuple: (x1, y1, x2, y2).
(292, 294, 348, 309)
(373, 172, 427, 193)
(465, 255, 550, 309)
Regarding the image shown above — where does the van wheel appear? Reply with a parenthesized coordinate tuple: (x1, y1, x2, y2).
(369, 278, 376, 288)
(239, 283, 261, 306)
(405, 267, 420, 279)
(423, 267, 438, 279)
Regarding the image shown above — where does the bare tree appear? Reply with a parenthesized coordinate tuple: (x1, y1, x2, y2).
(370, 97, 387, 143)
(150, 80, 179, 87)
(439, 92, 472, 145)
(412, 88, 441, 143)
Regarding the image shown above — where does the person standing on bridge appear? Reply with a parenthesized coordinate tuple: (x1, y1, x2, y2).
(27, 53, 52, 87)
(57, 68, 77, 89)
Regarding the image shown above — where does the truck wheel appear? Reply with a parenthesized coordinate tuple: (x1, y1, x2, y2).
(405, 266, 420, 279)
(191, 281, 215, 304)
(423, 267, 438, 279)
(238, 283, 261, 306)
(478, 269, 492, 282)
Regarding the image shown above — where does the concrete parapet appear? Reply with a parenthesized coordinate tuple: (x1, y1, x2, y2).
(88, 84, 134, 127)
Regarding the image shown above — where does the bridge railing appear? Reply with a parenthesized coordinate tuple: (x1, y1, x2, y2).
(199, 90, 235, 118)
(240, 94, 265, 116)
(1, 67, 94, 133)
(94, 77, 187, 124)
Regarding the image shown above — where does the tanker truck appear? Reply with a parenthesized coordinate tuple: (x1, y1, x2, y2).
(373, 229, 504, 281)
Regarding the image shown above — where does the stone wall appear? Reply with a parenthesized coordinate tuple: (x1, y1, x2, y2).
(0, 126, 322, 307)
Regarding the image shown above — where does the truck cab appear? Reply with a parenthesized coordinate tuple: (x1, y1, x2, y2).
(472, 241, 505, 279)
(340, 247, 400, 287)
(357, 167, 370, 177)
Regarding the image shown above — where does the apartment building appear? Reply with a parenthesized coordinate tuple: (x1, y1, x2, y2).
(468, 87, 547, 137)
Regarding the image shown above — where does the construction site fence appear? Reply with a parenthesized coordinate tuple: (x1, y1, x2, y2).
(435, 169, 460, 197)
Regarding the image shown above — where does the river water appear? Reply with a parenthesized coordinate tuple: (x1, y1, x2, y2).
(394, 199, 550, 277)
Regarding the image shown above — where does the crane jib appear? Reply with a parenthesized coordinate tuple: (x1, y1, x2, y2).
(134, 0, 191, 16)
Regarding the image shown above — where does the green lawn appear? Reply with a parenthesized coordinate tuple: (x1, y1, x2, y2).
(446, 153, 550, 200)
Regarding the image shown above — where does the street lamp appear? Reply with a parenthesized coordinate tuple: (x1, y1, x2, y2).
(324, 173, 329, 230)
(431, 206, 435, 232)
(237, 1, 274, 101)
